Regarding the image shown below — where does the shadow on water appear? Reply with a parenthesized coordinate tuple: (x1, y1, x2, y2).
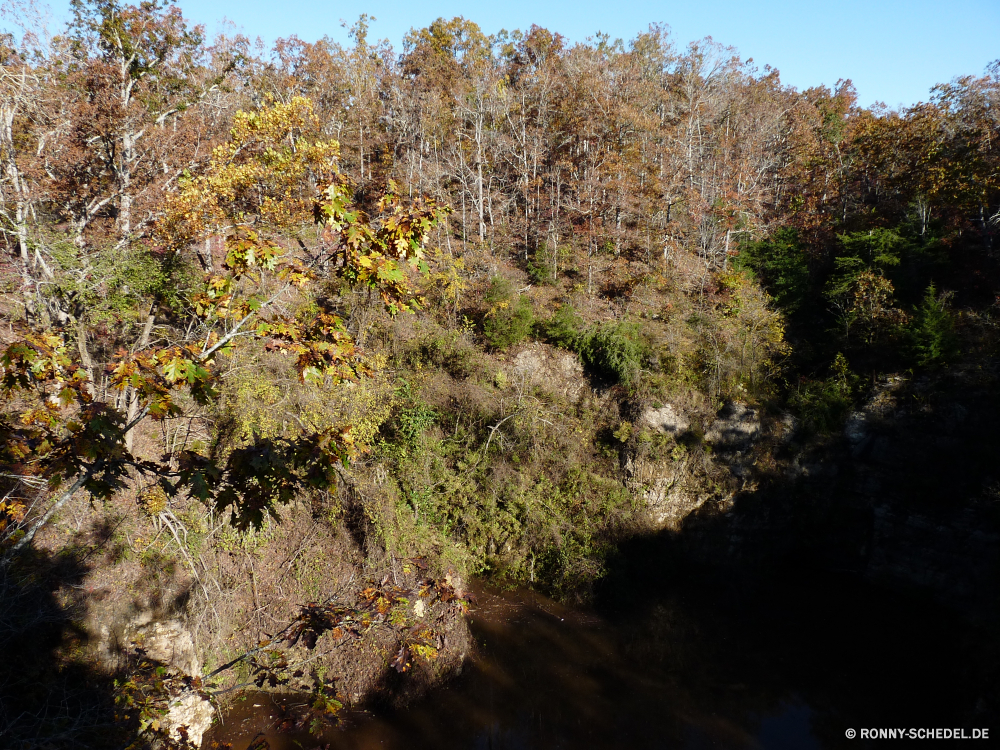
(210, 531, 999, 750)
(598, 536, 997, 746)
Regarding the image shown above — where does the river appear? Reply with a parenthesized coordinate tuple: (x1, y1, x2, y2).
(206, 556, 994, 749)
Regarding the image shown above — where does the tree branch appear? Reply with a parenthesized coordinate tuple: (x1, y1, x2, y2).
(2, 469, 92, 566)
(200, 283, 291, 361)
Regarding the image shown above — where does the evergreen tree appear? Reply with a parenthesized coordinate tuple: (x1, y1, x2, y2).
(908, 284, 958, 367)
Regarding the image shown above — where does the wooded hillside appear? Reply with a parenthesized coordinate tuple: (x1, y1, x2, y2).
(1, 2, 998, 747)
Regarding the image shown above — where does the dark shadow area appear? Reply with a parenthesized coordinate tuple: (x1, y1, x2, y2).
(597, 546, 997, 740)
(0, 519, 200, 750)
(667, 367, 1000, 616)
(211, 563, 997, 750)
(589, 364, 1000, 741)
(0, 550, 122, 749)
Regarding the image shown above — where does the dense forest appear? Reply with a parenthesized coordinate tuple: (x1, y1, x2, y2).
(1, 1, 998, 747)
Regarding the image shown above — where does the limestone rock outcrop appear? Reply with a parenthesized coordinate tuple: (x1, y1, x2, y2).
(510, 343, 585, 399)
(641, 404, 690, 435)
(124, 618, 214, 748)
(126, 619, 201, 678)
(163, 691, 215, 748)
(706, 402, 760, 450)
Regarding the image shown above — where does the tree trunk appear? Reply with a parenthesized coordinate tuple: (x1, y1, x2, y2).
(1, 101, 30, 261)
(125, 309, 156, 453)
(118, 118, 137, 239)
(476, 116, 485, 243)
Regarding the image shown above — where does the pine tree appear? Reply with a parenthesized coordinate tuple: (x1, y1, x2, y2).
(908, 284, 958, 367)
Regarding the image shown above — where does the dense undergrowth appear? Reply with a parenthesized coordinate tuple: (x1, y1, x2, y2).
(1, 4, 998, 747)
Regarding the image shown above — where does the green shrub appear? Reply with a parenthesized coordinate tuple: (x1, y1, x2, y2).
(396, 402, 437, 448)
(527, 240, 560, 285)
(410, 329, 483, 379)
(538, 312, 647, 387)
(790, 352, 856, 433)
(539, 304, 584, 350)
(382, 381, 437, 453)
(579, 321, 645, 387)
(482, 278, 535, 350)
(46, 241, 195, 328)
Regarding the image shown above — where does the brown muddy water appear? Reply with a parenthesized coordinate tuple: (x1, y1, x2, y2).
(206, 565, 996, 750)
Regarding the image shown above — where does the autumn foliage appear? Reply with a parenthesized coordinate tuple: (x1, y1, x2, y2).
(0, 4, 998, 745)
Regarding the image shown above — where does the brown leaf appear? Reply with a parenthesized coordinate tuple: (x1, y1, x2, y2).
(390, 645, 409, 673)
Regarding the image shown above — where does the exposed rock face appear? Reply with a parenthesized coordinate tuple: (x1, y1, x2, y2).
(643, 474, 717, 530)
(641, 404, 690, 435)
(127, 619, 201, 677)
(867, 506, 1000, 611)
(164, 691, 215, 748)
(625, 454, 733, 531)
(706, 402, 760, 450)
(843, 376, 907, 455)
(124, 618, 214, 748)
(511, 343, 585, 399)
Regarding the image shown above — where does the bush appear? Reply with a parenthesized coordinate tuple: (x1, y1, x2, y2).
(539, 310, 646, 388)
(539, 304, 585, 350)
(790, 352, 856, 433)
(579, 321, 645, 387)
(527, 240, 561, 285)
(482, 277, 535, 350)
(382, 381, 437, 453)
(407, 328, 484, 379)
(692, 271, 789, 399)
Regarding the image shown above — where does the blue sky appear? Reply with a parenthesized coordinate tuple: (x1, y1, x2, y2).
(37, 0, 1000, 109)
